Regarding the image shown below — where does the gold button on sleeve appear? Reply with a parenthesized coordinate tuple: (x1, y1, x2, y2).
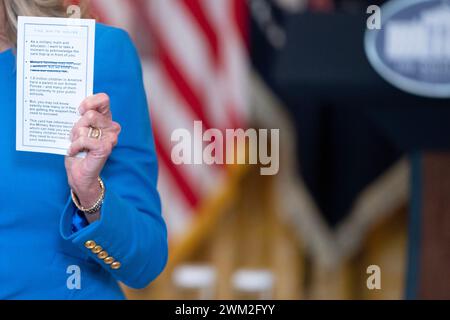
(84, 240, 96, 249)
(97, 251, 108, 260)
(111, 261, 121, 270)
(92, 245, 103, 254)
(103, 257, 114, 265)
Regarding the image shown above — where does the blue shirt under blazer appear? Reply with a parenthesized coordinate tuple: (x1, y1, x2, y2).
(0, 24, 168, 299)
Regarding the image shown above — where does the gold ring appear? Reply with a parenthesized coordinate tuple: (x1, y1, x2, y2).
(88, 127, 102, 140)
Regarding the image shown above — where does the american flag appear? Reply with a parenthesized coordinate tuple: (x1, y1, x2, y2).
(88, 0, 250, 245)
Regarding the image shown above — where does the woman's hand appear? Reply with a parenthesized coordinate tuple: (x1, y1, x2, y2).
(65, 93, 121, 210)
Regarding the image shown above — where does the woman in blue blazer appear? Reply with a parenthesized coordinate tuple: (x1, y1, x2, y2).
(0, 1, 168, 299)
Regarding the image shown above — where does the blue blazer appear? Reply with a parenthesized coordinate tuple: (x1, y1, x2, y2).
(0, 24, 168, 299)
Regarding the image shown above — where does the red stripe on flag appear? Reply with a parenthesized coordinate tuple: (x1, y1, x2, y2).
(88, 0, 109, 23)
(231, 0, 249, 48)
(158, 46, 213, 129)
(153, 125, 200, 208)
(128, 0, 213, 130)
(181, 0, 221, 67)
(226, 102, 244, 130)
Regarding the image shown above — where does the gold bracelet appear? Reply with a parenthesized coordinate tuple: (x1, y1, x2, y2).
(71, 177, 105, 214)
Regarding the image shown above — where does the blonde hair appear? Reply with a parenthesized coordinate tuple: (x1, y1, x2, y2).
(1, 0, 88, 46)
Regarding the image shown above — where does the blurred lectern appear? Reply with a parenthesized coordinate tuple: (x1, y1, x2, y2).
(272, 12, 450, 299)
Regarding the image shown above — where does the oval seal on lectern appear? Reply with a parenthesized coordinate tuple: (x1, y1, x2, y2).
(365, 0, 450, 98)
